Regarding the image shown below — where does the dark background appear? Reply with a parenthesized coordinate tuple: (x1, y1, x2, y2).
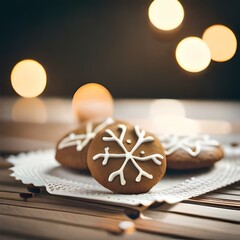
(0, 0, 239, 99)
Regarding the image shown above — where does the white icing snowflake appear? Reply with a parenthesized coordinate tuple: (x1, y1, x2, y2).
(93, 124, 164, 185)
(158, 134, 220, 157)
(58, 118, 114, 151)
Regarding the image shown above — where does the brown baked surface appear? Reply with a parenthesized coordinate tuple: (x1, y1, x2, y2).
(87, 123, 166, 194)
(166, 146, 224, 170)
(55, 123, 93, 170)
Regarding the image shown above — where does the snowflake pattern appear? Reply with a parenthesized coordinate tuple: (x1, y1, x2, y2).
(93, 124, 164, 185)
(58, 118, 114, 151)
(158, 134, 220, 157)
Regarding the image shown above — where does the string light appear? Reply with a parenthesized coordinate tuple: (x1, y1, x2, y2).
(175, 37, 211, 73)
(202, 24, 237, 62)
(148, 0, 184, 31)
(11, 59, 47, 98)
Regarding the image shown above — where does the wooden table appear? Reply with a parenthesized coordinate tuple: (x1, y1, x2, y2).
(0, 97, 240, 239)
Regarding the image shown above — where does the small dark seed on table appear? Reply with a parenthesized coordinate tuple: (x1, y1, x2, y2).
(19, 192, 33, 200)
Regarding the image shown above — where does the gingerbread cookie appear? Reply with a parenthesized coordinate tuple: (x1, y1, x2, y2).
(87, 123, 166, 194)
(55, 118, 115, 170)
(158, 135, 224, 170)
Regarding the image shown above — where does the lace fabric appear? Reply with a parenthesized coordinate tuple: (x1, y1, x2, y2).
(8, 146, 240, 206)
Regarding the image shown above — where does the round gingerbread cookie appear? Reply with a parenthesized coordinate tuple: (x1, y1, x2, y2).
(87, 123, 167, 194)
(55, 118, 115, 170)
(158, 135, 224, 170)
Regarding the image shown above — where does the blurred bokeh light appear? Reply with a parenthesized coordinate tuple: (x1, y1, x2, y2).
(12, 97, 47, 123)
(11, 59, 47, 98)
(175, 37, 211, 73)
(72, 83, 114, 122)
(202, 24, 237, 62)
(148, 0, 184, 31)
(149, 99, 200, 135)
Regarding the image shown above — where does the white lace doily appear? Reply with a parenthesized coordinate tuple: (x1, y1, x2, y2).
(8, 146, 240, 206)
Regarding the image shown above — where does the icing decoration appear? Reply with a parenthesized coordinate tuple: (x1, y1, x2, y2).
(126, 139, 132, 144)
(58, 118, 114, 151)
(93, 124, 163, 185)
(158, 135, 220, 157)
(140, 151, 145, 155)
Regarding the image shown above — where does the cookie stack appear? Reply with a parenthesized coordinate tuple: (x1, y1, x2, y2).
(55, 118, 224, 194)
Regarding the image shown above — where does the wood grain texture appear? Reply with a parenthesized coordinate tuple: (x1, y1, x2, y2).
(0, 204, 128, 234)
(0, 214, 171, 240)
(185, 198, 240, 209)
(1, 98, 240, 239)
(202, 193, 240, 201)
(152, 202, 240, 223)
(0, 198, 128, 221)
(0, 213, 121, 240)
(216, 189, 240, 196)
(136, 210, 240, 240)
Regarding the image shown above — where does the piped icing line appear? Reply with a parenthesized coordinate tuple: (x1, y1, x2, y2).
(93, 124, 163, 185)
(58, 118, 114, 151)
(158, 134, 220, 157)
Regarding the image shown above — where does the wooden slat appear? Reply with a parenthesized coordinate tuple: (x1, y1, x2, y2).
(214, 183, 240, 195)
(0, 198, 128, 221)
(0, 185, 141, 219)
(185, 198, 240, 209)
(0, 159, 12, 169)
(203, 193, 240, 201)
(0, 191, 129, 214)
(136, 211, 240, 240)
(0, 214, 172, 240)
(0, 204, 130, 234)
(216, 189, 240, 196)
(0, 191, 25, 201)
(231, 185, 240, 190)
(0, 184, 31, 193)
(151, 202, 240, 223)
(0, 214, 119, 240)
(0, 232, 33, 240)
(0, 169, 24, 186)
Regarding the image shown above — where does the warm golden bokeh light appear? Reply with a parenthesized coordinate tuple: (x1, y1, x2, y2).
(12, 97, 47, 123)
(202, 24, 237, 62)
(149, 99, 199, 135)
(11, 59, 47, 98)
(72, 83, 114, 122)
(148, 0, 184, 31)
(175, 37, 211, 73)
